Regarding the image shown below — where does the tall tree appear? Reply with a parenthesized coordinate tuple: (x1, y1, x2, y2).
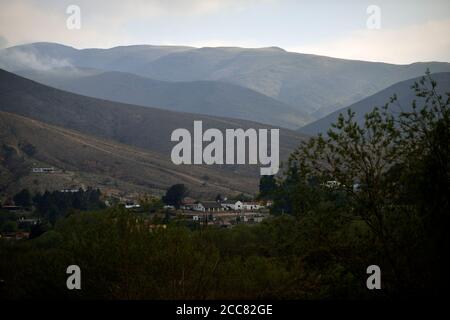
(13, 189, 32, 207)
(258, 175, 277, 199)
(162, 184, 188, 208)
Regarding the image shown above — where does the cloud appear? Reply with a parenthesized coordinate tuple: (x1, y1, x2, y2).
(0, 35, 8, 49)
(0, 48, 74, 71)
(0, 1, 127, 49)
(289, 19, 450, 64)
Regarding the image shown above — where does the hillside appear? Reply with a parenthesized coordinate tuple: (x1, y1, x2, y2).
(0, 111, 265, 198)
(2, 42, 450, 118)
(14, 69, 311, 129)
(0, 69, 306, 196)
(0, 69, 303, 154)
(298, 72, 450, 136)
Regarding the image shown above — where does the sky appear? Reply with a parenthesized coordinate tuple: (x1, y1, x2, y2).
(0, 0, 449, 64)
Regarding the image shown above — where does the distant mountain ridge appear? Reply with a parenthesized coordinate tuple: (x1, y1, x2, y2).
(2, 42, 450, 119)
(298, 72, 450, 136)
(14, 68, 312, 129)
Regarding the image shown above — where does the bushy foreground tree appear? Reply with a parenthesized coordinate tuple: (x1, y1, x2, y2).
(270, 70, 449, 296)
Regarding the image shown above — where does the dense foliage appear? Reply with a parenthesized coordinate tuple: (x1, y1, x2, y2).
(33, 188, 105, 224)
(268, 71, 449, 297)
(0, 208, 375, 299)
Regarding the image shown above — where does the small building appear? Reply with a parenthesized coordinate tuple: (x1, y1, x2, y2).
(0, 232, 30, 240)
(0, 205, 22, 212)
(220, 200, 243, 210)
(18, 217, 39, 226)
(237, 213, 268, 224)
(242, 202, 264, 211)
(60, 189, 80, 193)
(180, 197, 197, 210)
(252, 214, 266, 223)
(324, 180, 341, 189)
(32, 167, 56, 173)
(125, 203, 141, 209)
(194, 201, 223, 212)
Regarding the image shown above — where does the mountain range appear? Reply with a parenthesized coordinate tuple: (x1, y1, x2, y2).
(2, 42, 450, 125)
(1, 42, 450, 198)
(13, 68, 311, 129)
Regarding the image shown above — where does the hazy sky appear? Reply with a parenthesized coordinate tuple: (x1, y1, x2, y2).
(0, 0, 449, 64)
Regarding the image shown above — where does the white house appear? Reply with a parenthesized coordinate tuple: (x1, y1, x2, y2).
(242, 202, 264, 211)
(193, 201, 223, 212)
(60, 189, 80, 193)
(324, 180, 341, 189)
(220, 200, 243, 210)
(32, 167, 55, 173)
(125, 203, 141, 209)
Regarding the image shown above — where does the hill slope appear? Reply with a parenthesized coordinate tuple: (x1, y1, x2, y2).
(0, 69, 306, 196)
(0, 69, 303, 155)
(0, 111, 262, 197)
(14, 69, 311, 129)
(298, 72, 450, 136)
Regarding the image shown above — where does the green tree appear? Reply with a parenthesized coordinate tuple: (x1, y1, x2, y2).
(258, 175, 277, 199)
(162, 184, 187, 208)
(13, 189, 32, 207)
(1, 220, 18, 233)
(20, 143, 36, 156)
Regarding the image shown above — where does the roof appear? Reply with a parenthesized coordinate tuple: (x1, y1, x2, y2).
(221, 200, 240, 205)
(182, 197, 196, 205)
(200, 201, 222, 209)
